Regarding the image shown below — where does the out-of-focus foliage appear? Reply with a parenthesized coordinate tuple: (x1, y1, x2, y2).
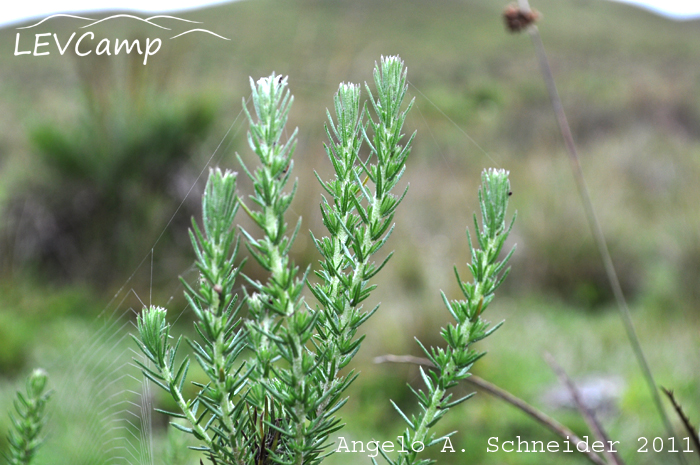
(0, 282, 95, 374)
(1, 54, 218, 285)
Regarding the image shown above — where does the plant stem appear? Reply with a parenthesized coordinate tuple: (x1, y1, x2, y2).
(160, 365, 212, 446)
(212, 327, 240, 457)
(661, 388, 700, 461)
(545, 353, 624, 465)
(5, 369, 51, 465)
(513, 2, 680, 460)
(374, 354, 608, 465)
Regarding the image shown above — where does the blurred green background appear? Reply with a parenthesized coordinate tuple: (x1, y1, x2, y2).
(0, 0, 699, 464)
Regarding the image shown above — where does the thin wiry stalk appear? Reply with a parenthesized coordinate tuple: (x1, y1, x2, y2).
(545, 353, 624, 465)
(661, 388, 700, 461)
(511, 2, 681, 461)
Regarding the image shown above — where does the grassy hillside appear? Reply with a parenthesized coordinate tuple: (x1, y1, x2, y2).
(0, 0, 699, 464)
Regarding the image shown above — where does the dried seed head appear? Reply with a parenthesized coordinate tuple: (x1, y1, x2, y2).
(503, 4, 540, 33)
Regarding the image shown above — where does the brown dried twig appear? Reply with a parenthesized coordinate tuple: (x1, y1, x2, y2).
(374, 354, 608, 465)
(662, 387, 700, 460)
(544, 353, 624, 465)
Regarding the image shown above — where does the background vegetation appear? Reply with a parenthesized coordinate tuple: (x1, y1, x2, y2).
(0, 0, 698, 464)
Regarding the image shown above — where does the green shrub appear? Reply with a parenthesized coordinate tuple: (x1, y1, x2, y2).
(2, 85, 217, 285)
(133, 56, 514, 465)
